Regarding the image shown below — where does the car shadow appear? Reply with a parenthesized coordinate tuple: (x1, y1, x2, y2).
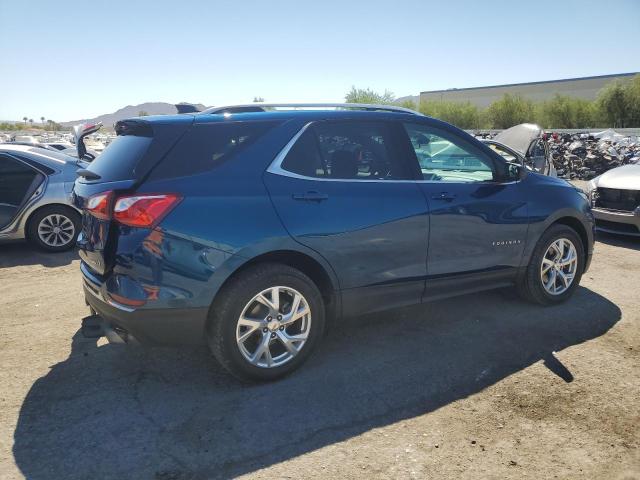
(13, 287, 620, 480)
(0, 243, 78, 268)
(596, 231, 640, 251)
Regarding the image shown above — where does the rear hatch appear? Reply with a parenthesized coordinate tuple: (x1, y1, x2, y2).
(73, 116, 193, 276)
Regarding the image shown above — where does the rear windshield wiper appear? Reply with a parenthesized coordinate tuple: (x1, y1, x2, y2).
(76, 169, 101, 180)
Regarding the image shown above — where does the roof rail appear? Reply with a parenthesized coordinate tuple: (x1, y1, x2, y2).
(201, 103, 421, 115)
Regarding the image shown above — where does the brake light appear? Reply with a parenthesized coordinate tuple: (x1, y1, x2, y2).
(113, 194, 182, 228)
(86, 191, 113, 220)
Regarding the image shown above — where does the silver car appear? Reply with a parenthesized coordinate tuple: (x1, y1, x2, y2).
(482, 123, 557, 177)
(585, 164, 640, 236)
(0, 144, 87, 251)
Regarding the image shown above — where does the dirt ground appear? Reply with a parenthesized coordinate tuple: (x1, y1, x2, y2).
(1, 230, 639, 479)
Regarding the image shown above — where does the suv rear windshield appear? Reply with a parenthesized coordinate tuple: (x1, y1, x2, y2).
(83, 135, 152, 181)
(149, 121, 279, 179)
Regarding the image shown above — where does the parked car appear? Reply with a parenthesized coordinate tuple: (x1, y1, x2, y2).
(585, 164, 640, 236)
(0, 144, 87, 251)
(58, 146, 99, 160)
(42, 141, 74, 151)
(482, 123, 557, 176)
(74, 104, 594, 381)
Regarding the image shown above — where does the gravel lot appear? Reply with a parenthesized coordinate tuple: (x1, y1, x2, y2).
(0, 231, 638, 479)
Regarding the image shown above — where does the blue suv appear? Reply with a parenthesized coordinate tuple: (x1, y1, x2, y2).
(74, 104, 594, 381)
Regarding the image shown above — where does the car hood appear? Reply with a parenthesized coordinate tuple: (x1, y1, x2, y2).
(493, 123, 542, 156)
(592, 164, 640, 190)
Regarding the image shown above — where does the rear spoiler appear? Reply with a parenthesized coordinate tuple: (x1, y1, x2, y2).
(175, 104, 201, 114)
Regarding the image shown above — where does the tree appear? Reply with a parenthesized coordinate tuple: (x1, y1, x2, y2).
(22, 116, 27, 126)
(138, 110, 149, 117)
(486, 94, 535, 129)
(28, 118, 34, 127)
(398, 99, 418, 110)
(40, 116, 45, 126)
(345, 87, 395, 104)
(624, 74, 640, 127)
(253, 97, 264, 103)
(537, 94, 595, 129)
(596, 80, 630, 128)
(419, 100, 482, 129)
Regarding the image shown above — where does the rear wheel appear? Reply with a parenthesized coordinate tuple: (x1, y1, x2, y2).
(28, 206, 80, 252)
(517, 224, 584, 305)
(207, 263, 325, 381)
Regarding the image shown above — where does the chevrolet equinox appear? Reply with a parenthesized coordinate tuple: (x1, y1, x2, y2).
(74, 104, 595, 381)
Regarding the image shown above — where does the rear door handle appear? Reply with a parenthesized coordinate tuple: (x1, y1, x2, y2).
(431, 192, 456, 202)
(292, 191, 329, 202)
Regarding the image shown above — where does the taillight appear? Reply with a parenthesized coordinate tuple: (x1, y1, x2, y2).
(113, 194, 182, 228)
(86, 191, 113, 220)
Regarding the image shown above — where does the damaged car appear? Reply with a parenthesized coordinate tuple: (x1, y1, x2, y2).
(482, 123, 557, 176)
(586, 164, 640, 236)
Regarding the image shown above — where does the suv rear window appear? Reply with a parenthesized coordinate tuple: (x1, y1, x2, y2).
(84, 135, 152, 181)
(149, 121, 278, 179)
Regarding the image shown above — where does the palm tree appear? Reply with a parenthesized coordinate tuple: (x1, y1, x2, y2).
(40, 116, 45, 128)
(22, 116, 27, 126)
(29, 119, 34, 128)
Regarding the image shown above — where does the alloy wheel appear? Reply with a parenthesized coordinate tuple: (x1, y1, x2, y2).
(37, 214, 76, 247)
(540, 238, 578, 295)
(236, 286, 312, 368)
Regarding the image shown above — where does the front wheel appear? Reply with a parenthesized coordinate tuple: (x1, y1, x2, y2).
(517, 224, 584, 305)
(207, 263, 325, 382)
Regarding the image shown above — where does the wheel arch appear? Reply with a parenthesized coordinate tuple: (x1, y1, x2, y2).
(213, 249, 341, 327)
(552, 216, 589, 260)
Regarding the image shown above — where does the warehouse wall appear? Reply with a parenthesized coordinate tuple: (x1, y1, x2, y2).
(420, 73, 638, 108)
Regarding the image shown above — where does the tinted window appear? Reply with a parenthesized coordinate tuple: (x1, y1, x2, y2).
(404, 123, 494, 182)
(150, 122, 278, 179)
(281, 121, 411, 180)
(0, 155, 38, 206)
(85, 135, 152, 181)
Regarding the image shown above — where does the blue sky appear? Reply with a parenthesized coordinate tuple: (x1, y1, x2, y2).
(1, 0, 638, 121)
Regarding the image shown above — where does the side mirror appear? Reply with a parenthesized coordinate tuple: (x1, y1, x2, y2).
(505, 162, 527, 182)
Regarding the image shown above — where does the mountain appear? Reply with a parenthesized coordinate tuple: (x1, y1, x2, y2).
(395, 95, 419, 105)
(61, 102, 207, 127)
(61, 96, 419, 128)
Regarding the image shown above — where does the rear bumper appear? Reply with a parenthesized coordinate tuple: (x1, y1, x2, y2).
(592, 208, 640, 237)
(82, 264, 208, 346)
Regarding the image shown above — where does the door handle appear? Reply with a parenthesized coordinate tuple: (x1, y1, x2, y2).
(292, 191, 329, 202)
(431, 192, 456, 202)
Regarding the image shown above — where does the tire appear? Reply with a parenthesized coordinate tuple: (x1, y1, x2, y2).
(207, 263, 325, 382)
(517, 224, 584, 305)
(27, 205, 80, 252)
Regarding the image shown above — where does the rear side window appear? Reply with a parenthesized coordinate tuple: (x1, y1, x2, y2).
(281, 121, 411, 180)
(150, 122, 278, 179)
(85, 135, 152, 181)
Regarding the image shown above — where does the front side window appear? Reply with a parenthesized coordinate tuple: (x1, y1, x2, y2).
(404, 123, 494, 183)
(281, 121, 411, 180)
